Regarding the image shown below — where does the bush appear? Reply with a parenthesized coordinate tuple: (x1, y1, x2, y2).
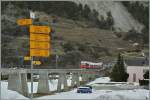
(139, 80, 149, 86)
(123, 29, 142, 42)
(115, 32, 122, 38)
(143, 71, 149, 79)
(62, 42, 75, 52)
(77, 43, 87, 52)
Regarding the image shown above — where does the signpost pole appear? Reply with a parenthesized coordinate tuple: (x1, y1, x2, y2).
(30, 11, 34, 99)
(31, 56, 33, 99)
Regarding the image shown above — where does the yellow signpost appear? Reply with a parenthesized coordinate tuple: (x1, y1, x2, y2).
(30, 25, 51, 34)
(17, 18, 51, 61)
(32, 61, 41, 65)
(30, 49, 50, 57)
(29, 25, 51, 57)
(30, 33, 50, 42)
(30, 41, 50, 49)
(17, 19, 32, 26)
(24, 56, 31, 60)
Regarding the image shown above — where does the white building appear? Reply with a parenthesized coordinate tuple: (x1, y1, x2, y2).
(125, 57, 149, 83)
(127, 66, 149, 83)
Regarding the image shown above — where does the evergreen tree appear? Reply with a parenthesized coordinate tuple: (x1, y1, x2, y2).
(110, 53, 129, 82)
(82, 4, 91, 19)
(106, 11, 114, 29)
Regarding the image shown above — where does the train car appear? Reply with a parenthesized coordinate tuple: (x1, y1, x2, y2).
(80, 61, 103, 69)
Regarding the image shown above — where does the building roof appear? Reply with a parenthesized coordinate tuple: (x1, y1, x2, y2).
(125, 57, 149, 66)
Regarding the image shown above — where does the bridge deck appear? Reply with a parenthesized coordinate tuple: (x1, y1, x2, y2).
(1, 68, 100, 75)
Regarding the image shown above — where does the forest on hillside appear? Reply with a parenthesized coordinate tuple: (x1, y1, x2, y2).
(2, 1, 149, 43)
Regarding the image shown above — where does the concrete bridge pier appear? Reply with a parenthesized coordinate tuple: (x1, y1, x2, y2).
(21, 73, 29, 97)
(71, 73, 80, 87)
(8, 72, 29, 97)
(37, 72, 50, 94)
(57, 73, 68, 92)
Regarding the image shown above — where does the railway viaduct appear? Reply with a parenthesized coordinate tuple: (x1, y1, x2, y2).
(1, 68, 103, 97)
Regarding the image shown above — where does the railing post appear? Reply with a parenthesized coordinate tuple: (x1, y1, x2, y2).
(21, 73, 29, 97)
(8, 72, 29, 97)
(8, 72, 22, 93)
(71, 73, 80, 87)
(57, 73, 68, 92)
(63, 73, 68, 91)
(37, 72, 50, 94)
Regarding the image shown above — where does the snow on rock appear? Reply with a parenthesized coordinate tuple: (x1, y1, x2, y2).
(88, 77, 110, 84)
(74, 0, 144, 33)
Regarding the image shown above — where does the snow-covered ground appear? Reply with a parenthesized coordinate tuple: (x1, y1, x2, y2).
(37, 89, 149, 100)
(1, 77, 149, 100)
(88, 77, 110, 84)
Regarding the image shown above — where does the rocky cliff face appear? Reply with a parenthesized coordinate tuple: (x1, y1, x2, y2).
(74, 0, 144, 32)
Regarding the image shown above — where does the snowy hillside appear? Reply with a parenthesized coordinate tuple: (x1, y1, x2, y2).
(74, 0, 144, 32)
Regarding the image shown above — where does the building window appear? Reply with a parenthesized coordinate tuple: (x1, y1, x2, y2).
(133, 73, 136, 82)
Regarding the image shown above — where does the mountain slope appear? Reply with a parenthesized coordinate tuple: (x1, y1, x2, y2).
(1, 1, 148, 67)
(74, 0, 144, 32)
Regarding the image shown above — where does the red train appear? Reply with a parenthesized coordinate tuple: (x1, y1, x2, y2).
(80, 61, 103, 69)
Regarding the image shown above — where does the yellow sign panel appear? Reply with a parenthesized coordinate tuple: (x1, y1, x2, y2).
(30, 49, 49, 57)
(24, 56, 31, 60)
(32, 61, 41, 65)
(30, 41, 50, 49)
(17, 19, 32, 26)
(30, 25, 51, 34)
(30, 33, 50, 42)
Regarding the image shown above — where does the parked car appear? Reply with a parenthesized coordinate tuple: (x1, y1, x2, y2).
(77, 87, 92, 93)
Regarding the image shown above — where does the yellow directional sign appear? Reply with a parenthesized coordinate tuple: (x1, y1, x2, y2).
(32, 61, 41, 65)
(30, 25, 51, 34)
(17, 19, 32, 26)
(30, 33, 50, 42)
(30, 41, 50, 49)
(30, 49, 50, 57)
(24, 56, 31, 60)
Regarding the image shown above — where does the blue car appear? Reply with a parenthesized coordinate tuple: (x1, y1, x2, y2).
(77, 87, 92, 93)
